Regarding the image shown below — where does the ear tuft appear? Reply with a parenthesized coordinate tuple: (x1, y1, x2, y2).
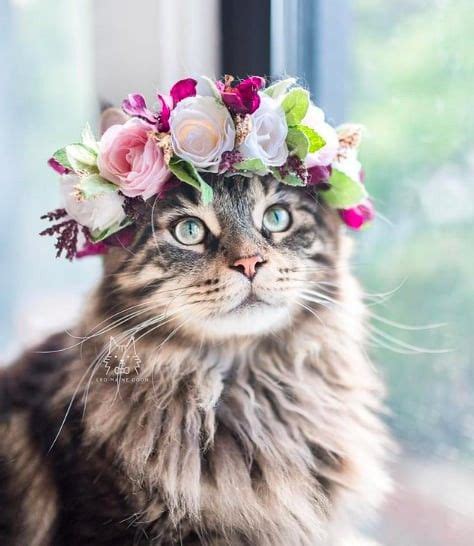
(100, 107, 128, 135)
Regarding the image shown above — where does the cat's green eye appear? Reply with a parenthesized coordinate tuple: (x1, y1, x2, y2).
(263, 205, 291, 233)
(174, 217, 206, 245)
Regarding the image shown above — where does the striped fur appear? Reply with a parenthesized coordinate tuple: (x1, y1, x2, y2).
(0, 176, 391, 545)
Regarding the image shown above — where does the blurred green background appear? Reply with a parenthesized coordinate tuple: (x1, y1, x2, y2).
(352, 1, 474, 542)
(353, 0, 473, 459)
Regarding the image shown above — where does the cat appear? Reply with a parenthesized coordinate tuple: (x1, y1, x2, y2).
(0, 110, 391, 546)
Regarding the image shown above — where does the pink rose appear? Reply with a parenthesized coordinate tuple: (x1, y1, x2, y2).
(98, 118, 170, 200)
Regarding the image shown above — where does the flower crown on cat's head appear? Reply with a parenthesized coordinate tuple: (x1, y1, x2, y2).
(41, 75, 374, 260)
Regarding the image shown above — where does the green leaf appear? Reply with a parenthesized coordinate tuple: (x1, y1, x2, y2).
(81, 123, 99, 154)
(66, 143, 99, 174)
(52, 147, 73, 170)
(77, 174, 117, 199)
(264, 78, 296, 99)
(281, 88, 309, 126)
(169, 156, 214, 205)
(234, 158, 267, 173)
(286, 128, 309, 159)
(322, 169, 367, 208)
(270, 167, 283, 182)
(298, 125, 326, 153)
(90, 218, 133, 243)
(282, 173, 306, 186)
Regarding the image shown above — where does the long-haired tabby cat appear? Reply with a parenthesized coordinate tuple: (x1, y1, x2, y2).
(0, 110, 391, 546)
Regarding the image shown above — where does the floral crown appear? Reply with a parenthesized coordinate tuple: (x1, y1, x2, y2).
(41, 75, 374, 260)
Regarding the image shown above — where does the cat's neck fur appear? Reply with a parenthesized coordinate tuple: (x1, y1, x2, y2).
(60, 257, 389, 545)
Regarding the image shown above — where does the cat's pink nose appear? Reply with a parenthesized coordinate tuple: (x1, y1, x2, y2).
(231, 254, 265, 280)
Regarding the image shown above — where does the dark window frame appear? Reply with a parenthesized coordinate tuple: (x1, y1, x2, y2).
(220, 0, 271, 78)
(220, 0, 351, 124)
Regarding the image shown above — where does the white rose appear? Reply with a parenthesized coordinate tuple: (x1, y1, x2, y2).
(302, 104, 339, 167)
(170, 96, 235, 169)
(239, 94, 288, 166)
(60, 175, 126, 232)
(332, 149, 362, 182)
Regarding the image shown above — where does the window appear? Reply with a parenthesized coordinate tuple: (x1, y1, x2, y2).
(0, 0, 99, 359)
(272, 1, 474, 543)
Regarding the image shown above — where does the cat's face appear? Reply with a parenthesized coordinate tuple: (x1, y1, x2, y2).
(100, 176, 340, 341)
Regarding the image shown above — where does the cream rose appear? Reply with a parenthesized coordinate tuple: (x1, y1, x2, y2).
(239, 94, 288, 166)
(302, 104, 339, 167)
(170, 96, 235, 169)
(60, 175, 126, 233)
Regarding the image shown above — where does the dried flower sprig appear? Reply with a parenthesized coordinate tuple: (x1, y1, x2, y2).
(40, 209, 86, 261)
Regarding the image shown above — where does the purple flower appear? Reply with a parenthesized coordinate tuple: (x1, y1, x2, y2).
(48, 157, 71, 175)
(122, 93, 157, 125)
(307, 164, 332, 186)
(339, 199, 375, 230)
(122, 79, 197, 133)
(219, 76, 265, 115)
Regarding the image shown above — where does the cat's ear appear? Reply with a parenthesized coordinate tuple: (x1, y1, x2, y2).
(100, 107, 128, 135)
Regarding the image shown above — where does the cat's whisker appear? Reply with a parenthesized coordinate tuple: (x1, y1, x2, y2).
(82, 311, 184, 412)
(368, 337, 430, 355)
(36, 304, 158, 354)
(290, 276, 405, 306)
(370, 313, 446, 331)
(374, 210, 394, 227)
(294, 299, 326, 326)
(76, 298, 205, 411)
(300, 289, 450, 355)
(300, 293, 426, 356)
(48, 349, 110, 451)
(370, 325, 452, 355)
(41, 282, 208, 355)
(151, 195, 161, 251)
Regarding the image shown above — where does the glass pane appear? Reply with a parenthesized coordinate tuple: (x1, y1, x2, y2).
(0, 0, 99, 360)
(272, 0, 473, 543)
(352, 0, 473, 544)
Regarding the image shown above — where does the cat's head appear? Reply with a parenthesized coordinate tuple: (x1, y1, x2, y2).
(97, 173, 342, 342)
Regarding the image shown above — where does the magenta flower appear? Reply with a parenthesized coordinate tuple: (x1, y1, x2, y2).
(77, 227, 137, 259)
(48, 157, 71, 175)
(339, 199, 375, 230)
(155, 95, 172, 132)
(218, 76, 265, 115)
(122, 79, 197, 133)
(170, 78, 197, 106)
(157, 78, 197, 132)
(76, 240, 108, 259)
